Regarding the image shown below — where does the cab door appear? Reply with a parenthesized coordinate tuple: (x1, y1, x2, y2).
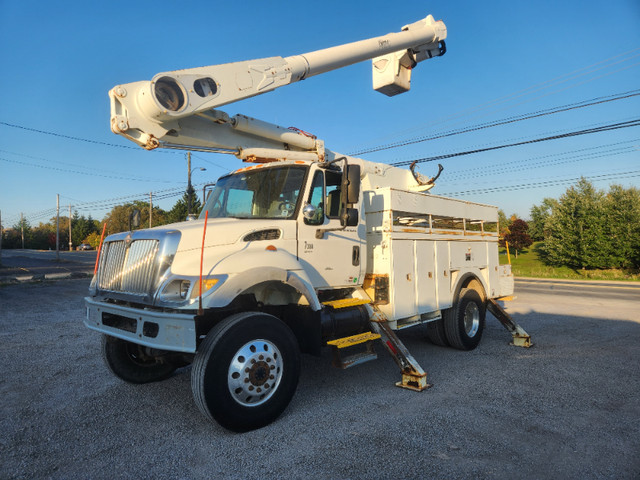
(297, 168, 363, 288)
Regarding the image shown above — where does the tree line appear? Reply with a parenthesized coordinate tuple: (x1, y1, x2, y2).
(1, 188, 202, 250)
(501, 178, 640, 270)
(529, 179, 640, 269)
(4, 180, 638, 271)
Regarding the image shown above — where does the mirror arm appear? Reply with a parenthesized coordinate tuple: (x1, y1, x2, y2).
(316, 158, 359, 239)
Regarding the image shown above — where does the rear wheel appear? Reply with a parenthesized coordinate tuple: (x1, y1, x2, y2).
(102, 335, 177, 384)
(426, 318, 449, 346)
(443, 288, 486, 350)
(191, 312, 300, 432)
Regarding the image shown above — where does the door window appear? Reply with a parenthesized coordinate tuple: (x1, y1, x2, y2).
(325, 171, 342, 218)
(305, 171, 325, 226)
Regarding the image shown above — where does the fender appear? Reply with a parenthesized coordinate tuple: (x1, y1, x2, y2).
(451, 270, 489, 302)
(205, 249, 321, 311)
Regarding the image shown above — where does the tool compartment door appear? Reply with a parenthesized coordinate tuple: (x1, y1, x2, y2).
(415, 240, 438, 314)
(390, 240, 417, 319)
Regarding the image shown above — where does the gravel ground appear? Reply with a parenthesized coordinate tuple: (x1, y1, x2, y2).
(1, 279, 639, 479)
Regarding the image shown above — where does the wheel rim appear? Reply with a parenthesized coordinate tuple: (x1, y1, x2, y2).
(227, 339, 283, 407)
(463, 302, 480, 337)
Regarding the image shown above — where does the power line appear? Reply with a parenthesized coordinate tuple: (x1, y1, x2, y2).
(352, 90, 640, 156)
(2, 184, 194, 225)
(0, 149, 178, 182)
(0, 121, 141, 150)
(345, 47, 640, 153)
(392, 119, 640, 167)
(439, 170, 640, 197)
(441, 142, 638, 183)
(0, 156, 179, 183)
(190, 153, 233, 173)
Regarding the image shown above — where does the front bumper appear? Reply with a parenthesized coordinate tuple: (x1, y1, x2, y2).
(84, 297, 197, 353)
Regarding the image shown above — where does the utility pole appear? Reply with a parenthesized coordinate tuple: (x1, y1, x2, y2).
(187, 151, 192, 216)
(20, 212, 24, 249)
(68, 204, 73, 251)
(149, 192, 153, 227)
(56, 194, 60, 261)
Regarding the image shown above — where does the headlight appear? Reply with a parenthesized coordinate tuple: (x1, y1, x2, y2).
(157, 279, 192, 303)
(156, 276, 225, 305)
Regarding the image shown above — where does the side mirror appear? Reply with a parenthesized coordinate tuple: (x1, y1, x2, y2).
(341, 208, 359, 227)
(129, 209, 141, 230)
(302, 203, 317, 220)
(346, 165, 361, 204)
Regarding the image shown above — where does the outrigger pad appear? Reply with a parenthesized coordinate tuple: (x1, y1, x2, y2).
(487, 299, 532, 348)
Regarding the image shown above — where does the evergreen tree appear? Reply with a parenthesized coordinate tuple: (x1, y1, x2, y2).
(603, 185, 640, 268)
(497, 210, 509, 237)
(529, 197, 557, 242)
(13, 217, 32, 248)
(71, 211, 99, 246)
(542, 178, 610, 269)
(167, 186, 202, 224)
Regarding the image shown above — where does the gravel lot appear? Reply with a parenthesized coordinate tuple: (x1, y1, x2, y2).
(1, 278, 639, 479)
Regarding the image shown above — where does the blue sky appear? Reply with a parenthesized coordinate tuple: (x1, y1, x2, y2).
(1, 0, 639, 228)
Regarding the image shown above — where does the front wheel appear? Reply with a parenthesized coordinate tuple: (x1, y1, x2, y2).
(191, 312, 301, 432)
(102, 335, 177, 384)
(443, 288, 486, 350)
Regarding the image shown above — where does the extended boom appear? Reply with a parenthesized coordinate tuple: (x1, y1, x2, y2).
(109, 15, 446, 151)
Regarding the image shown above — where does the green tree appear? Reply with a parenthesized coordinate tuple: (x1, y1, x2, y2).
(542, 178, 610, 269)
(102, 201, 169, 235)
(71, 211, 99, 246)
(31, 222, 56, 250)
(529, 197, 558, 242)
(602, 185, 640, 268)
(46, 216, 70, 250)
(12, 217, 32, 248)
(497, 210, 509, 237)
(83, 231, 102, 249)
(167, 186, 202, 224)
(2, 228, 22, 249)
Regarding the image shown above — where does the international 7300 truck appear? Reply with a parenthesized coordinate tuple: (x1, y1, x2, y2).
(84, 14, 530, 431)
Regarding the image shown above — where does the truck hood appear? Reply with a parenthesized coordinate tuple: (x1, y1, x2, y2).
(166, 217, 293, 252)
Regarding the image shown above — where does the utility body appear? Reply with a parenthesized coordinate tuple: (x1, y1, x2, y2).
(85, 14, 529, 432)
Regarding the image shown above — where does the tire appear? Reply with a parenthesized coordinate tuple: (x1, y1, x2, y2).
(191, 312, 301, 432)
(426, 318, 449, 346)
(102, 335, 177, 384)
(443, 288, 486, 351)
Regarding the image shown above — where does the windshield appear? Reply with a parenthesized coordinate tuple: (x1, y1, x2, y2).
(200, 165, 307, 220)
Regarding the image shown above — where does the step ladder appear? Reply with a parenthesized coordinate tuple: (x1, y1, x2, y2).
(323, 298, 380, 369)
(326, 331, 381, 369)
(322, 298, 430, 391)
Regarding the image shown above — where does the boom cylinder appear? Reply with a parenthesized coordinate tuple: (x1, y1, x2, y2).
(285, 15, 446, 81)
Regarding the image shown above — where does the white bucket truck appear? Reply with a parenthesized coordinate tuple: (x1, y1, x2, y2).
(84, 14, 530, 431)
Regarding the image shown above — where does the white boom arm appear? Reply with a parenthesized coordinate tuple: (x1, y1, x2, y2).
(109, 15, 446, 155)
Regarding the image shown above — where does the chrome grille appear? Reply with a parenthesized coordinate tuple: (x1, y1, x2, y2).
(98, 239, 159, 295)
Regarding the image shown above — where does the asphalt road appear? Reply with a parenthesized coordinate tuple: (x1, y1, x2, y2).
(0, 278, 639, 479)
(0, 249, 97, 279)
(515, 277, 640, 301)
